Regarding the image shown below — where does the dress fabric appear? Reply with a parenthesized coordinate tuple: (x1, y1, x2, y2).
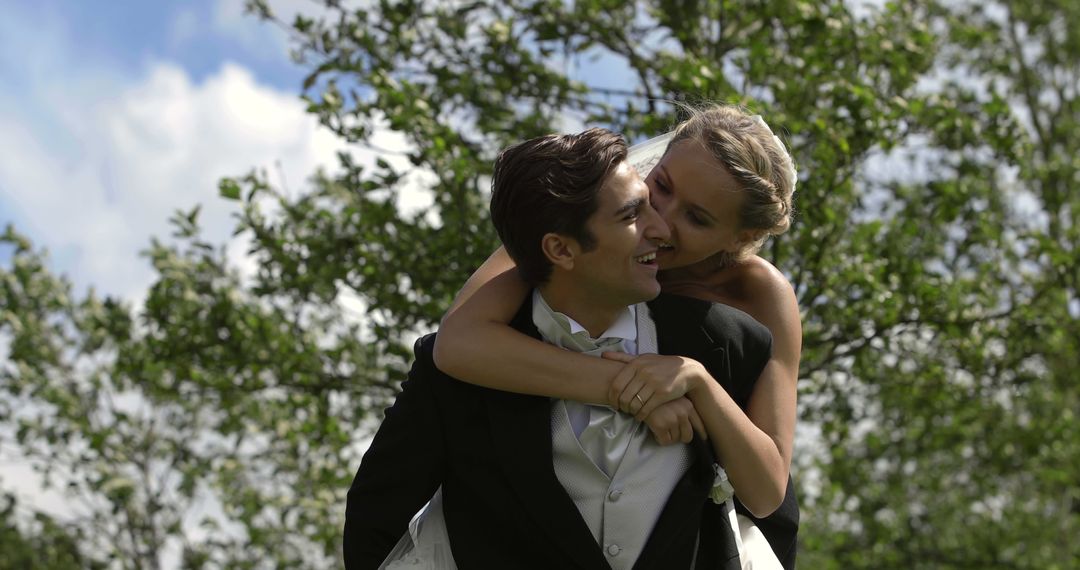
(733, 512, 783, 570)
(378, 487, 456, 570)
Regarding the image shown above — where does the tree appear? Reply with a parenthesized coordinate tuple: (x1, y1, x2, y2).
(796, 2, 1079, 566)
(0, 0, 1076, 567)
(0, 494, 102, 569)
(1, 214, 376, 568)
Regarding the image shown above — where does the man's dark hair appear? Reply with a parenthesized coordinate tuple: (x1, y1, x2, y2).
(489, 128, 628, 285)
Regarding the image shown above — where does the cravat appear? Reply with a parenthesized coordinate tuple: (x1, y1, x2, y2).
(531, 295, 651, 478)
(572, 337, 636, 477)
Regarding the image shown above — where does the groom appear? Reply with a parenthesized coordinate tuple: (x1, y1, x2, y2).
(344, 129, 773, 569)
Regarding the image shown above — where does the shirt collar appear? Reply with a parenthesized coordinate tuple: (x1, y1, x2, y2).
(532, 289, 637, 343)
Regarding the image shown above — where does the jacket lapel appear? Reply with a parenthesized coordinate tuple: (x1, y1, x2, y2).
(483, 300, 610, 569)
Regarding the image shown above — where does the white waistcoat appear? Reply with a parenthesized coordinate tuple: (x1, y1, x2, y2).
(538, 297, 693, 570)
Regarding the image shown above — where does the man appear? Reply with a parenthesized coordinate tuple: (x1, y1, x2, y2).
(344, 129, 772, 569)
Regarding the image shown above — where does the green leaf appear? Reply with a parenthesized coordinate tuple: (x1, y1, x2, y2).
(218, 178, 242, 201)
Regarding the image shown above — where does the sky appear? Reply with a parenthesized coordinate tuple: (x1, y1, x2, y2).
(0, 0, 350, 301)
(0, 0, 637, 305)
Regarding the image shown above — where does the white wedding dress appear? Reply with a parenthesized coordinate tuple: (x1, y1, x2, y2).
(379, 487, 456, 570)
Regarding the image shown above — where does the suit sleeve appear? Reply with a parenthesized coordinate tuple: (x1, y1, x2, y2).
(343, 334, 446, 570)
(702, 304, 773, 410)
(725, 310, 773, 405)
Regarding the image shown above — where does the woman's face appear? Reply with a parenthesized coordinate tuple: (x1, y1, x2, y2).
(645, 139, 746, 271)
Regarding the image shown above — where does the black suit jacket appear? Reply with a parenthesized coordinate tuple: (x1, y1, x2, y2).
(344, 293, 787, 569)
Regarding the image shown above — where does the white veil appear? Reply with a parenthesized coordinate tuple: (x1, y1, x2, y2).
(627, 130, 676, 179)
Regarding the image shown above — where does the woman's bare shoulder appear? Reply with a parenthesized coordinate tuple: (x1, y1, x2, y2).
(739, 256, 792, 291)
(662, 255, 798, 329)
(727, 256, 799, 333)
(721, 255, 791, 298)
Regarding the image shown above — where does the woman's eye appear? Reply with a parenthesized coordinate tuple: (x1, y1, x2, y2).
(687, 211, 708, 226)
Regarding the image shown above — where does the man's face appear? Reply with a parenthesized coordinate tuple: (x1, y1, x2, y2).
(568, 160, 671, 307)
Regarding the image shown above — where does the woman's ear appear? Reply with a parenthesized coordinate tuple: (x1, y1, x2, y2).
(541, 232, 577, 271)
(736, 228, 767, 248)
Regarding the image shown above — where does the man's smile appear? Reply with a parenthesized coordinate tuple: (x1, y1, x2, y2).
(634, 251, 658, 265)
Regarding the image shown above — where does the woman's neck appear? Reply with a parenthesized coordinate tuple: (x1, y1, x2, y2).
(660, 254, 732, 283)
(659, 257, 746, 303)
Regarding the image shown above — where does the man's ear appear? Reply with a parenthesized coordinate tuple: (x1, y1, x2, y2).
(541, 232, 578, 271)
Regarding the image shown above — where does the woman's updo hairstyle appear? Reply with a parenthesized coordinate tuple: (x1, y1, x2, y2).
(667, 103, 797, 264)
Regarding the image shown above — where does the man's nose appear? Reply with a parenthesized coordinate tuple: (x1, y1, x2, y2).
(650, 191, 674, 226)
(649, 186, 666, 213)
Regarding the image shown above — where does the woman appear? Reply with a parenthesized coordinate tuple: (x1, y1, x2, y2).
(387, 104, 800, 568)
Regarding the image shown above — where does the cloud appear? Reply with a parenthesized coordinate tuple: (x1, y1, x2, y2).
(0, 59, 350, 300)
(0, 0, 431, 305)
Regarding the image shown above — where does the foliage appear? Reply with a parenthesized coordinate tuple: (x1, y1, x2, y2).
(1, 215, 380, 568)
(0, 494, 103, 569)
(0, 0, 1076, 567)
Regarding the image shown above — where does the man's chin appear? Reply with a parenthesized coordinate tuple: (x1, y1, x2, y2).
(632, 282, 663, 303)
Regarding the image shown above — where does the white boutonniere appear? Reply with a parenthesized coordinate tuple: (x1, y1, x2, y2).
(709, 463, 735, 505)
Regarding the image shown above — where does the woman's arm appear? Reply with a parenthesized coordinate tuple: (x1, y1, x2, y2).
(688, 262, 801, 517)
(435, 247, 715, 441)
(606, 259, 801, 517)
(434, 247, 620, 404)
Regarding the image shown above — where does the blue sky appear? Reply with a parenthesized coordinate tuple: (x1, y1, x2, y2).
(0, 0, 339, 300)
(2, 0, 305, 96)
(11, 2, 264, 83)
(0, 0, 639, 302)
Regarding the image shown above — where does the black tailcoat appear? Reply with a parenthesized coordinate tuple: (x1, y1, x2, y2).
(344, 293, 797, 569)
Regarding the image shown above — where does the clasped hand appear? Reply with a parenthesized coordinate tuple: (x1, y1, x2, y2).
(601, 352, 709, 446)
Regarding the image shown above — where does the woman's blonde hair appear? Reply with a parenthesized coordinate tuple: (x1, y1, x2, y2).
(667, 103, 797, 266)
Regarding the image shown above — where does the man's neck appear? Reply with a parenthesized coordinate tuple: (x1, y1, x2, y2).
(537, 280, 626, 338)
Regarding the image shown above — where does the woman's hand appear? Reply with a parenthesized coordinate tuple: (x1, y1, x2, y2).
(601, 353, 709, 420)
(640, 397, 707, 445)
